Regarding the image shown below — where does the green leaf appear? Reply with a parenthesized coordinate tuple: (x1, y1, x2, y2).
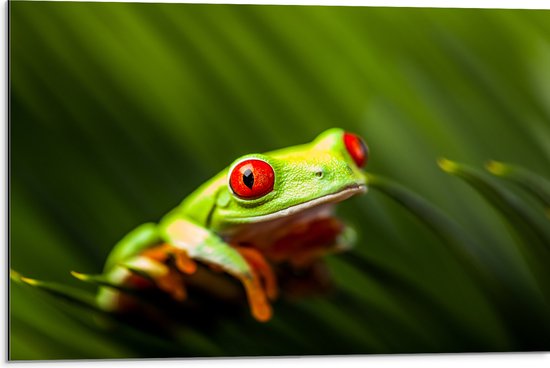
(486, 160, 550, 218)
(439, 159, 550, 247)
(367, 171, 550, 347)
(10, 269, 98, 311)
(438, 159, 550, 303)
(366, 173, 485, 269)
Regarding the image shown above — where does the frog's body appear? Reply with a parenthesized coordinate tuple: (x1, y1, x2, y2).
(92, 128, 368, 322)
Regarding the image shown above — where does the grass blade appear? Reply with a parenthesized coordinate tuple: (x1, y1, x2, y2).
(366, 173, 484, 267)
(486, 160, 550, 218)
(439, 159, 550, 248)
(438, 159, 550, 304)
(10, 269, 98, 310)
(367, 171, 550, 348)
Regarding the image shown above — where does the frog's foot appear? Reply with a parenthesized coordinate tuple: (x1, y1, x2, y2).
(234, 246, 278, 301)
(238, 270, 273, 322)
(97, 244, 196, 312)
(140, 243, 197, 275)
(162, 218, 275, 322)
(122, 255, 187, 302)
(137, 243, 199, 301)
(155, 267, 187, 301)
(203, 259, 273, 322)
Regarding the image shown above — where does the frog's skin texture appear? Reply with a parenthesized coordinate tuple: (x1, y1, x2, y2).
(93, 128, 368, 322)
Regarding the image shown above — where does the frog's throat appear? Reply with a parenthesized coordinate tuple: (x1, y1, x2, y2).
(231, 184, 367, 224)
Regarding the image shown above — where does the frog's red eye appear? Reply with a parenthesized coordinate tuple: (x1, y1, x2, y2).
(343, 132, 369, 168)
(229, 159, 275, 199)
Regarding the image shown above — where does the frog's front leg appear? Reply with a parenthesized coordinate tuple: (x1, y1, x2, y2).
(97, 244, 192, 312)
(160, 217, 275, 322)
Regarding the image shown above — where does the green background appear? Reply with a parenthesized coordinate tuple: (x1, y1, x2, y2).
(9, 1, 550, 360)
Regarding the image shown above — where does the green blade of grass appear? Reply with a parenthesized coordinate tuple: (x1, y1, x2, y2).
(366, 172, 550, 348)
(366, 173, 485, 267)
(70, 271, 137, 292)
(439, 158, 550, 248)
(438, 159, 550, 304)
(10, 269, 98, 311)
(486, 160, 550, 218)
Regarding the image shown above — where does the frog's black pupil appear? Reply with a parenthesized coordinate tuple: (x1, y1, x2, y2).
(243, 168, 254, 189)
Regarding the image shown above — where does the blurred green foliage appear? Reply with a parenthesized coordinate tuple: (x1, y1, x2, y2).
(9, 1, 550, 360)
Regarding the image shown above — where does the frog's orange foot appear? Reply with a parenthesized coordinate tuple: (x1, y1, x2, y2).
(126, 244, 194, 302)
(140, 243, 197, 275)
(240, 272, 273, 322)
(235, 246, 278, 301)
(233, 246, 278, 322)
(173, 250, 197, 275)
(153, 267, 187, 301)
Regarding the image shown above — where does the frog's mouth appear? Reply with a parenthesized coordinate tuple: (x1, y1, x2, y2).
(243, 183, 367, 224)
(222, 184, 366, 259)
(222, 184, 366, 237)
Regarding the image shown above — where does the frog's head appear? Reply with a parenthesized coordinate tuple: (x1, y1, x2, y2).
(212, 128, 368, 229)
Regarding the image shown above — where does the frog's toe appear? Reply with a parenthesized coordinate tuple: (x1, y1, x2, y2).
(140, 243, 197, 275)
(240, 272, 273, 322)
(121, 255, 187, 302)
(154, 268, 187, 301)
(173, 250, 197, 275)
(235, 246, 278, 301)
